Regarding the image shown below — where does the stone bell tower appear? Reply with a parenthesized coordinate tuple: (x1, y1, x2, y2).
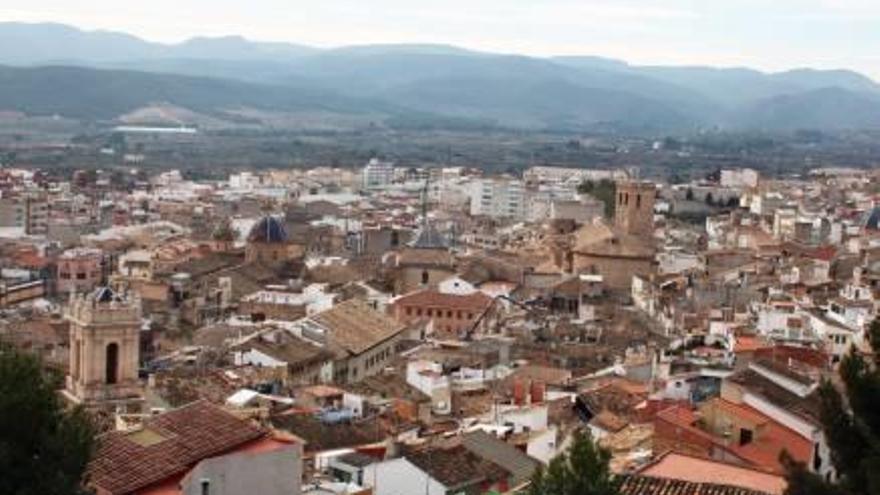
(64, 286, 144, 410)
(614, 180, 656, 237)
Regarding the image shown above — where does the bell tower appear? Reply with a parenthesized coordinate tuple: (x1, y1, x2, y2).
(614, 180, 656, 237)
(64, 286, 144, 410)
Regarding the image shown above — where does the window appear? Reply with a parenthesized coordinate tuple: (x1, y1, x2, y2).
(406, 307, 412, 316)
(416, 308, 422, 316)
(427, 309, 433, 317)
(457, 311, 463, 319)
(105, 343, 119, 385)
(76, 272, 87, 280)
(739, 428, 753, 446)
(636, 194, 641, 208)
(421, 270, 429, 285)
(447, 310, 453, 318)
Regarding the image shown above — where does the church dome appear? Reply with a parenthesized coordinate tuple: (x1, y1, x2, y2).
(410, 224, 449, 249)
(865, 207, 880, 231)
(248, 215, 288, 243)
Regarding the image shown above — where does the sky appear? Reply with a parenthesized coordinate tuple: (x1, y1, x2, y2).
(2, 0, 879, 79)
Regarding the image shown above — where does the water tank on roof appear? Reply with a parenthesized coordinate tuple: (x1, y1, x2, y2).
(319, 407, 355, 424)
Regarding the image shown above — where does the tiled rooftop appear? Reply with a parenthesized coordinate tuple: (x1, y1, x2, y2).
(88, 400, 267, 495)
(620, 474, 774, 495)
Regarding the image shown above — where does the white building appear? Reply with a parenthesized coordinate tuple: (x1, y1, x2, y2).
(361, 158, 394, 191)
(523, 166, 623, 188)
(720, 168, 759, 189)
(429, 176, 471, 211)
(405, 360, 451, 414)
(228, 171, 261, 190)
(362, 458, 447, 495)
(470, 177, 525, 219)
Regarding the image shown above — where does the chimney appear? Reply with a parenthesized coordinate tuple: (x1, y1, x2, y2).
(530, 381, 545, 404)
(513, 379, 527, 406)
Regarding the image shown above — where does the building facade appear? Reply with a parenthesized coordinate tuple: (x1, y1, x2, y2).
(57, 247, 104, 294)
(362, 158, 394, 191)
(470, 178, 526, 219)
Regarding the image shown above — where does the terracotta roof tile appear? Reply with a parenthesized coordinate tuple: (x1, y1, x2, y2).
(405, 444, 509, 490)
(620, 474, 774, 495)
(87, 400, 267, 495)
(639, 452, 786, 495)
(394, 289, 494, 312)
(270, 412, 386, 453)
(397, 248, 454, 267)
(311, 299, 405, 355)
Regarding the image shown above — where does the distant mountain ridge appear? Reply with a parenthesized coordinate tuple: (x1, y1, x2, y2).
(0, 22, 318, 64)
(0, 65, 396, 120)
(0, 22, 878, 131)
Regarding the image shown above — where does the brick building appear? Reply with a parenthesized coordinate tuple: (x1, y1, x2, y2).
(391, 288, 495, 338)
(57, 247, 104, 294)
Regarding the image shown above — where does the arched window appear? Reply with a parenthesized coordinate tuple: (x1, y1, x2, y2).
(105, 343, 119, 385)
(73, 340, 81, 378)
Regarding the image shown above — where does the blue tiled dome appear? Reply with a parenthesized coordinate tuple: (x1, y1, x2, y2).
(248, 215, 288, 243)
(92, 286, 123, 303)
(865, 207, 880, 231)
(410, 224, 449, 249)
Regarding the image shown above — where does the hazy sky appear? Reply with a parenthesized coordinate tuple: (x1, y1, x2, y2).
(2, 0, 879, 78)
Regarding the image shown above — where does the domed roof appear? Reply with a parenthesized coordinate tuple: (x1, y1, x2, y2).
(410, 224, 449, 249)
(91, 286, 124, 303)
(248, 215, 288, 243)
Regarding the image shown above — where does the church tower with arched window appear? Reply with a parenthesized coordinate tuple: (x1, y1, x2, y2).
(64, 286, 144, 410)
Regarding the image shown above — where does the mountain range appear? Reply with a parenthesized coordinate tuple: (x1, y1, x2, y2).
(1, 22, 879, 132)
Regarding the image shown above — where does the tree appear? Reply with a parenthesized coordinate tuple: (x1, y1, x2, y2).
(527, 429, 620, 495)
(704, 192, 715, 206)
(0, 346, 96, 495)
(577, 180, 596, 195)
(578, 179, 616, 219)
(784, 318, 880, 495)
(212, 217, 239, 243)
